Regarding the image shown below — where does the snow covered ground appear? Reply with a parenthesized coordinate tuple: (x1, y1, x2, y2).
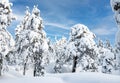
(0, 70, 120, 83)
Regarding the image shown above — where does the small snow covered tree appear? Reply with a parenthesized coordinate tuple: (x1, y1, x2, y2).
(97, 40, 115, 74)
(15, 7, 31, 75)
(0, 0, 15, 76)
(111, 0, 120, 72)
(105, 40, 112, 50)
(43, 38, 54, 65)
(97, 40, 104, 66)
(15, 6, 48, 76)
(48, 39, 55, 62)
(102, 49, 115, 74)
(54, 37, 67, 73)
(104, 40, 115, 56)
(66, 24, 98, 72)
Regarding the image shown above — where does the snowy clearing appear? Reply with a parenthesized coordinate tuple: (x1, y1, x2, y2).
(0, 72, 120, 83)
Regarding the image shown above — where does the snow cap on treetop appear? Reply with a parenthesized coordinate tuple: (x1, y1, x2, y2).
(71, 24, 89, 31)
(25, 6, 30, 16)
(70, 24, 95, 39)
(0, 0, 15, 29)
(110, 0, 120, 11)
(0, 0, 9, 4)
(0, 0, 12, 8)
(32, 5, 40, 16)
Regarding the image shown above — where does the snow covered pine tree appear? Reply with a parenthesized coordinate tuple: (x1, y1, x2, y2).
(0, 0, 15, 76)
(111, 0, 120, 73)
(15, 6, 48, 76)
(65, 24, 98, 72)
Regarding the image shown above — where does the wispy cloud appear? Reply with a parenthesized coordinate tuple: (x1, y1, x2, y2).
(12, 5, 26, 21)
(92, 27, 116, 36)
(47, 33, 63, 37)
(44, 22, 69, 30)
(12, 7, 72, 31)
(14, 13, 24, 21)
(92, 15, 117, 36)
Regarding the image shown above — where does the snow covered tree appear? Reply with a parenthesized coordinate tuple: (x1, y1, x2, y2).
(15, 6, 48, 76)
(43, 38, 54, 65)
(54, 36, 67, 73)
(15, 7, 31, 75)
(111, 0, 120, 72)
(97, 40, 104, 66)
(97, 40, 115, 74)
(103, 49, 115, 74)
(105, 40, 112, 50)
(102, 49, 115, 74)
(65, 24, 98, 72)
(0, 0, 15, 76)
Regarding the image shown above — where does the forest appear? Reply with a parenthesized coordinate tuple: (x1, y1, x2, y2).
(0, 0, 120, 83)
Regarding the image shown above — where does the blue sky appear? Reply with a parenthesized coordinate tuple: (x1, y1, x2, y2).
(9, 0, 117, 45)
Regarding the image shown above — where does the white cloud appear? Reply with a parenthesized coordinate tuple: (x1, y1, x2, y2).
(14, 13, 24, 21)
(47, 33, 62, 37)
(44, 22, 69, 30)
(12, 6, 25, 22)
(92, 27, 116, 36)
(92, 15, 117, 36)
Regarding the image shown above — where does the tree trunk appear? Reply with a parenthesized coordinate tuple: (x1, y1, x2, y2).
(0, 69, 1, 76)
(0, 56, 3, 76)
(0, 53, 3, 76)
(23, 56, 28, 75)
(33, 62, 37, 77)
(33, 49, 44, 77)
(0, 63, 2, 76)
(72, 56, 78, 73)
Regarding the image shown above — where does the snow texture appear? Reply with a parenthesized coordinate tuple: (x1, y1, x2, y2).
(0, 69, 120, 83)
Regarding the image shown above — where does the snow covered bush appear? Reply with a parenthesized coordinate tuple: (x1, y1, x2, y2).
(111, 0, 120, 73)
(15, 6, 48, 76)
(65, 24, 98, 72)
(0, 0, 15, 76)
